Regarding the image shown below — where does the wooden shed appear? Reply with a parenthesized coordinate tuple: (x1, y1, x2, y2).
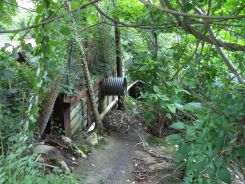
(50, 69, 118, 137)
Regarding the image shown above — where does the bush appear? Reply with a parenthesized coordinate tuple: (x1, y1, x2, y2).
(167, 83, 245, 184)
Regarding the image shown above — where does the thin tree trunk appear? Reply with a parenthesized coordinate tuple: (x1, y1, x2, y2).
(149, 13, 158, 60)
(64, 2, 103, 129)
(112, 0, 124, 110)
(114, 5, 124, 110)
(152, 32, 158, 60)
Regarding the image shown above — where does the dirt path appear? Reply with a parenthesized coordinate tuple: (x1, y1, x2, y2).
(74, 110, 181, 184)
(74, 130, 139, 184)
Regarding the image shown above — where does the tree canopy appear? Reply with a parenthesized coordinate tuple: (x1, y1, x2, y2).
(0, 0, 244, 183)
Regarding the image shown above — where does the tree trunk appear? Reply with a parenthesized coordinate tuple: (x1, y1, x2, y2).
(64, 2, 103, 130)
(152, 32, 158, 60)
(115, 20, 124, 110)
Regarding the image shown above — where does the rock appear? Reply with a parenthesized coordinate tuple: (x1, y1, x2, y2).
(134, 150, 157, 164)
(87, 132, 99, 145)
(34, 144, 71, 171)
(34, 144, 62, 162)
(34, 144, 58, 155)
(149, 163, 175, 173)
(59, 160, 71, 172)
(61, 136, 72, 144)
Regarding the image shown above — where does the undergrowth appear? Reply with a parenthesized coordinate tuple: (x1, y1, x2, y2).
(0, 136, 80, 184)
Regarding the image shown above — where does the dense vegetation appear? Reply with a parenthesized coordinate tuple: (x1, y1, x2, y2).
(0, 0, 244, 183)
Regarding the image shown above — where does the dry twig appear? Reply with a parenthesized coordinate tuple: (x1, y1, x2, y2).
(135, 130, 173, 161)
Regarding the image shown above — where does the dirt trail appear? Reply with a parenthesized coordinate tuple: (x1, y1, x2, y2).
(74, 110, 181, 184)
(74, 130, 139, 184)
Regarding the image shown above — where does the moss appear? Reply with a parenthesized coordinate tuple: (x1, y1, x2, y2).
(163, 146, 176, 155)
(146, 135, 167, 145)
(77, 144, 91, 154)
(94, 138, 108, 149)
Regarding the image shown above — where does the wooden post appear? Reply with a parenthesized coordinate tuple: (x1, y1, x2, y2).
(63, 102, 71, 137)
(99, 95, 107, 113)
(98, 82, 107, 113)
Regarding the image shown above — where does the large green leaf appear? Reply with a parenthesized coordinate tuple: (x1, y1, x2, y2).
(166, 134, 183, 144)
(174, 144, 189, 162)
(139, 65, 149, 71)
(36, 4, 44, 14)
(2, 68, 14, 79)
(166, 104, 176, 113)
(170, 122, 185, 130)
(217, 167, 231, 184)
(183, 102, 202, 111)
(60, 26, 71, 35)
(237, 146, 245, 160)
(70, 1, 80, 9)
(153, 85, 160, 93)
(144, 111, 154, 124)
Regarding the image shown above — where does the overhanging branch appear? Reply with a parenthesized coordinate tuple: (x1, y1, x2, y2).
(93, 5, 245, 29)
(139, 0, 245, 20)
(0, 0, 101, 34)
(158, 0, 245, 51)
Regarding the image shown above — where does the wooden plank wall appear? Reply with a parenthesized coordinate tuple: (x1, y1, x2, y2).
(65, 69, 117, 137)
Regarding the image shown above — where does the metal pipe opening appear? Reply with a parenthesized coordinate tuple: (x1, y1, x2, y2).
(101, 77, 127, 96)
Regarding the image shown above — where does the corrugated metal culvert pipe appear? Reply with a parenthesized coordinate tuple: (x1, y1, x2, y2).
(101, 77, 127, 96)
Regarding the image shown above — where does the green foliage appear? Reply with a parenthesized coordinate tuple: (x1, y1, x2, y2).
(0, 136, 80, 184)
(1, 0, 245, 183)
(124, 96, 139, 116)
(182, 102, 202, 111)
(0, 0, 17, 28)
(166, 134, 183, 144)
(87, 23, 116, 77)
(170, 83, 245, 184)
(125, 3, 244, 182)
(170, 122, 185, 130)
(146, 135, 167, 145)
(126, 34, 185, 134)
